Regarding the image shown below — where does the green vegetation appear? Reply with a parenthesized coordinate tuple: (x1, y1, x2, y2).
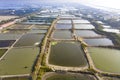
(51, 41, 57, 46)
(0, 49, 7, 57)
(37, 66, 52, 80)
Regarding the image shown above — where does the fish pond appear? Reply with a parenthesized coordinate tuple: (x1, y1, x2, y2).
(75, 30, 101, 38)
(32, 25, 49, 30)
(0, 40, 16, 47)
(49, 42, 87, 67)
(88, 47, 120, 73)
(44, 72, 97, 80)
(0, 47, 39, 75)
(0, 33, 22, 40)
(2, 77, 30, 80)
(73, 20, 90, 24)
(55, 23, 72, 29)
(53, 30, 72, 39)
(0, 49, 7, 58)
(28, 29, 47, 34)
(14, 33, 44, 47)
(84, 38, 114, 46)
(9, 24, 31, 29)
(74, 24, 95, 29)
(57, 20, 71, 24)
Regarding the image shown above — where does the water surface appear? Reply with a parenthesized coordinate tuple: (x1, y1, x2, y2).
(0, 47, 39, 75)
(49, 42, 87, 67)
(53, 30, 72, 39)
(56, 24, 72, 29)
(14, 33, 44, 47)
(74, 24, 95, 29)
(84, 38, 114, 46)
(45, 73, 96, 80)
(75, 30, 101, 38)
(88, 47, 120, 73)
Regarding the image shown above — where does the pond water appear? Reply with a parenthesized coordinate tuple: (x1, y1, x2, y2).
(0, 33, 22, 40)
(88, 47, 120, 73)
(14, 33, 44, 47)
(73, 20, 90, 24)
(0, 47, 39, 75)
(75, 30, 101, 38)
(0, 40, 16, 47)
(28, 29, 47, 34)
(44, 73, 96, 80)
(0, 49, 7, 57)
(53, 30, 72, 39)
(84, 38, 114, 46)
(49, 42, 87, 67)
(32, 25, 49, 30)
(57, 20, 71, 24)
(6, 30, 29, 34)
(3, 77, 29, 80)
(55, 24, 72, 29)
(9, 24, 31, 29)
(74, 24, 95, 29)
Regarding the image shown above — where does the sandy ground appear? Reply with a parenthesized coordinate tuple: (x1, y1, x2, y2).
(0, 16, 18, 21)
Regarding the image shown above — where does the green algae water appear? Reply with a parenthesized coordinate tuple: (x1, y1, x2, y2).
(88, 47, 120, 73)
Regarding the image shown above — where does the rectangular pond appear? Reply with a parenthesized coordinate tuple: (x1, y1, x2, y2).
(57, 20, 71, 24)
(49, 42, 87, 67)
(28, 29, 47, 34)
(73, 20, 90, 24)
(0, 49, 7, 58)
(9, 24, 31, 29)
(14, 33, 44, 47)
(74, 24, 95, 29)
(5, 30, 29, 34)
(84, 38, 114, 46)
(0, 47, 39, 75)
(53, 30, 72, 39)
(32, 25, 49, 30)
(88, 47, 120, 73)
(55, 23, 72, 29)
(0, 40, 16, 47)
(75, 30, 101, 38)
(2, 77, 29, 80)
(0, 33, 22, 40)
(44, 72, 97, 80)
